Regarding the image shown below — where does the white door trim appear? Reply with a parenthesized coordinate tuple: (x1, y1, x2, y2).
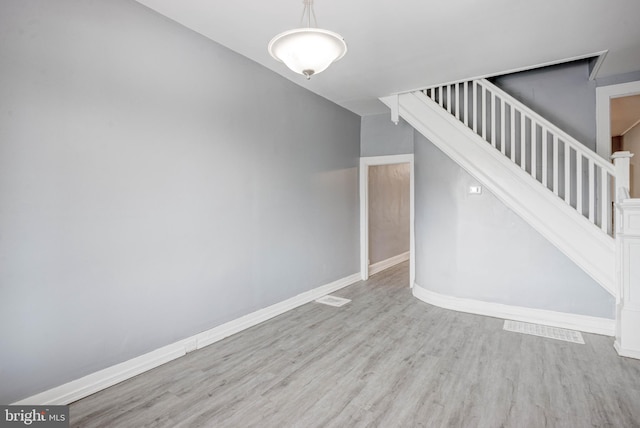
(360, 154, 415, 287)
(596, 80, 640, 160)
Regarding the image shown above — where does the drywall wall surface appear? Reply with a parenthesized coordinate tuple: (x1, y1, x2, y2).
(491, 60, 597, 150)
(623, 123, 640, 197)
(414, 134, 615, 319)
(361, 114, 414, 157)
(368, 164, 410, 265)
(0, 0, 360, 403)
(596, 70, 640, 87)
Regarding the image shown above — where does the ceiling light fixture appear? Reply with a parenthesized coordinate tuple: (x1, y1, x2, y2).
(268, 0, 347, 80)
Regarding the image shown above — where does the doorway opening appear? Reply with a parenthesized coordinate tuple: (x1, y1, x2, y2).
(596, 81, 640, 198)
(359, 154, 414, 287)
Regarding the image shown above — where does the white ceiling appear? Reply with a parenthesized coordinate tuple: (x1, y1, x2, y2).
(135, 0, 640, 116)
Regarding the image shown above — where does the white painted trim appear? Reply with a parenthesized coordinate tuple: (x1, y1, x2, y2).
(359, 158, 369, 281)
(479, 79, 614, 175)
(596, 80, 640, 160)
(360, 155, 415, 288)
(614, 341, 640, 360)
(395, 50, 609, 95)
(413, 283, 616, 337)
(588, 50, 608, 81)
(390, 94, 399, 124)
(380, 91, 616, 295)
(13, 342, 187, 406)
(368, 251, 410, 276)
(12, 272, 361, 405)
(196, 273, 360, 348)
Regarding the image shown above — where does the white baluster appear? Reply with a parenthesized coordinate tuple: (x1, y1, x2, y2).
(473, 82, 478, 133)
(501, 98, 506, 155)
(439, 86, 444, 108)
(464, 82, 469, 127)
(600, 167, 608, 233)
(481, 86, 487, 141)
(491, 92, 496, 148)
(455, 83, 460, 119)
(541, 128, 548, 188)
(564, 144, 571, 203)
(588, 160, 595, 222)
(577, 154, 583, 216)
(510, 105, 516, 162)
(531, 121, 537, 180)
(521, 113, 526, 170)
(553, 136, 559, 196)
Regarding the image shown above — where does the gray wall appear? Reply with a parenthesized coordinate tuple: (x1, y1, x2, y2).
(414, 134, 615, 318)
(368, 164, 410, 265)
(491, 60, 597, 150)
(361, 114, 414, 157)
(0, 0, 360, 403)
(596, 70, 640, 88)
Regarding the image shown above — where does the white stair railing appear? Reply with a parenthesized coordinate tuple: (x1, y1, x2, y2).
(423, 79, 615, 236)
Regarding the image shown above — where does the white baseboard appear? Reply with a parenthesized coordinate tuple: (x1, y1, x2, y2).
(614, 341, 640, 360)
(13, 272, 361, 405)
(13, 341, 189, 406)
(368, 251, 410, 276)
(413, 282, 615, 336)
(196, 273, 361, 348)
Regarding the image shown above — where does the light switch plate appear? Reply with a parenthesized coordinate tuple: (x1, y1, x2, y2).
(469, 185, 482, 194)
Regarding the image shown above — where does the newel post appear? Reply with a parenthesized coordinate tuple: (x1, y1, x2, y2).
(611, 151, 633, 202)
(614, 197, 640, 360)
(612, 151, 640, 359)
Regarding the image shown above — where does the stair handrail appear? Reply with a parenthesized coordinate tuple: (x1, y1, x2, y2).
(382, 90, 616, 293)
(477, 79, 614, 176)
(422, 77, 619, 234)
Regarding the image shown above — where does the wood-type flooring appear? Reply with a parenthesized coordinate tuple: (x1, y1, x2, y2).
(70, 262, 640, 427)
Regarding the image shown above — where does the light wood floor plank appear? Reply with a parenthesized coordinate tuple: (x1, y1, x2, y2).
(70, 262, 640, 427)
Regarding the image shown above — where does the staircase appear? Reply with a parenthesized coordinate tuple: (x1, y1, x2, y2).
(381, 78, 620, 296)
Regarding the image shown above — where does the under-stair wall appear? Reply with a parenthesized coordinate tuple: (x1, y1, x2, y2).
(382, 86, 616, 295)
(413, 133, 615, 321)
(359, 109, 617, 327)
(423, 79, 615, 234)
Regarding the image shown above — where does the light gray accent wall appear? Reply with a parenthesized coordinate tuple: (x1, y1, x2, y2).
(414, 133, 615, 319)
(361, 114, 414, 157)
(491, 60, 597, 150)
(368, 164, 410, 265)
(596, 70, 640, 87)
(0, 0, 360, 404)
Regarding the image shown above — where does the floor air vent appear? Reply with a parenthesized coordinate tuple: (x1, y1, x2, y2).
(503, 320, 585, 344)
(315, 295, 351, 307)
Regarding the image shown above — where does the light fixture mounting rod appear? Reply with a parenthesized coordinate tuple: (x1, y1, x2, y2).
(300, 0, 318, 28)
(268, 0, 347, 80)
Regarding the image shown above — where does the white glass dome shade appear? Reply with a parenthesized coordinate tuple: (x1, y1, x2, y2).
(268, 28, 347, 79)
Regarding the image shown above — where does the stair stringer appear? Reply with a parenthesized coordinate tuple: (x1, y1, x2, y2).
(381, 91, 616, 296)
